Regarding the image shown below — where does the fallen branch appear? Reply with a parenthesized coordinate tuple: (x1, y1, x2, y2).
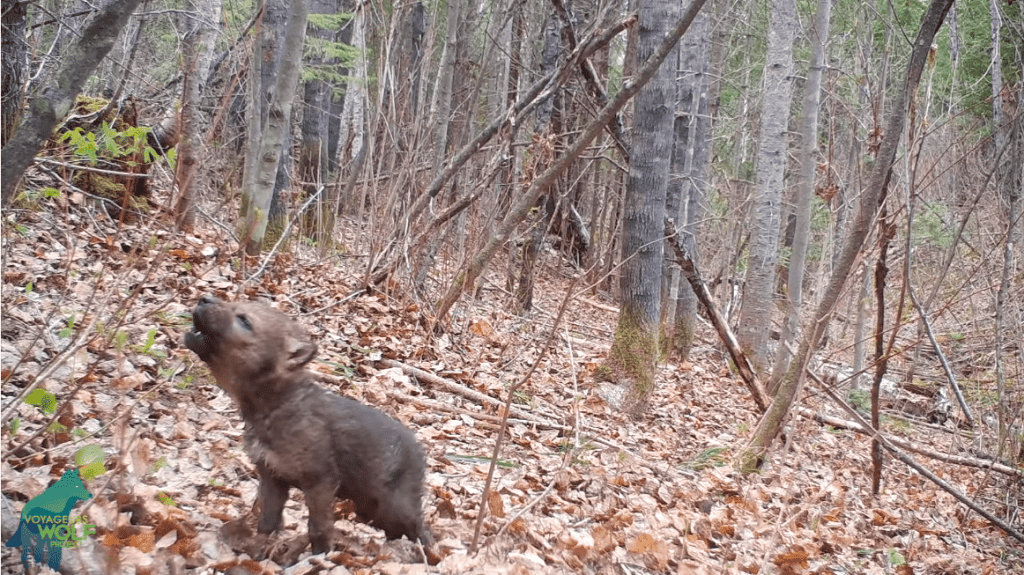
(36, 157, 153, 178)
(384, 389, 570, 431)
(664, 218, 770, 411)
(373, 359, 547, 425)
(794, 399, 1020, 478)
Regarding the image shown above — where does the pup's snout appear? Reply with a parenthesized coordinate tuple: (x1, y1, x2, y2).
(185, 296, 222, 362)
(197, 295, 221, 307)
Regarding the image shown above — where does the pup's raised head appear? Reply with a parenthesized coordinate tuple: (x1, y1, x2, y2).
(184, 296, 316, 399)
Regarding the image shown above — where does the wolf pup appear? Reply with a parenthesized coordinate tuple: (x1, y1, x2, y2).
(184, 296, 431, 554)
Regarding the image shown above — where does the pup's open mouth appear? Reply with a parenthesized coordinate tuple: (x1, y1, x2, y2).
(184, 311, 214, 362)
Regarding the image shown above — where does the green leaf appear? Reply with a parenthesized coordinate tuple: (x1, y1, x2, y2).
(75, 444, 105, 466)
(79, 462, 106, 479)
(25, 389, 58, 414)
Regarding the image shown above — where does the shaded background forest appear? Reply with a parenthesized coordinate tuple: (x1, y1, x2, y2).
(4, 0, 1019, 432)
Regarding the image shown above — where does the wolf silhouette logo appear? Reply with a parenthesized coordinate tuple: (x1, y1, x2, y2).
(4, 468, 92, 571)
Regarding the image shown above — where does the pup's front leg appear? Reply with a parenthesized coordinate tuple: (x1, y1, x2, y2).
(304, 481, 338, 554)
(257, 471, 290, 534)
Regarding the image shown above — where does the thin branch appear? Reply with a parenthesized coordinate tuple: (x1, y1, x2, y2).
(36, 157, 153, 178)
(470, 277, 577, 553)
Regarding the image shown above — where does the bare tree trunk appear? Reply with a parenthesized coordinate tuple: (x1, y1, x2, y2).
(496, 0, 523, 216)
(241, 0, 293, 236)
(300, 3, 334, 189)
(337, 3, 367, 214)
(241, 0, 309, 254)
(326, 0, 355, 173)
(989, 0, 1004, 156)
(768, 0, 831, 392)
(100, 6, 146, 98)
(174, 0, 221, 232)
(736, 0, 797, 377)
(414, 0, 464, 294)
(852, 269, 870, 391)
(1, 0, 144, 208)
(738, 0, 955, 473)
(664, 12, 710, 362)
(300, 0, 340, 243)
(995, 74, 1023, 459)
(2, 0, 29, 146)
(608, 0, 682, 418)
(511, 7, 563, 313)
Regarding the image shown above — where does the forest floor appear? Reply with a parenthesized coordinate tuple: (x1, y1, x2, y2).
(2, 188, 1022, 575)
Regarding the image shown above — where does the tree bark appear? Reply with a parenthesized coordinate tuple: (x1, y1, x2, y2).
(241, 0, 309, 254)
(664, 12, 710, 362)
(241, 0, 292, 236)
(511, 6, 563, 313)
(736, 0, 797, 376)
(1, 0, 28, 146)
(414, 0, 464, 294)
(174, 0, 221, 232)
(336, 2, 367, 214)
(1, 0, 144, 208)
(995, 76, 1022, 458)
(299, 0, 340, 243)
(768, 0, 831, 392)
(665, 219, 771, 411)
(608, 0, 681, 418)
(738, 0, 955, 473)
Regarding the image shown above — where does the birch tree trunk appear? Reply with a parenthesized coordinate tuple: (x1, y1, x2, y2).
(414, 0, 464, 294)
(664, 12, 710, 362)
(2, 0, 29, 146)
(174, 0, 222, 232)
(738, 0, 956, 472)
(609, 0, 680, 418)
(736, 0, 797, 376)
(768, 0, 831, 392)
(241, 0, 309, 254)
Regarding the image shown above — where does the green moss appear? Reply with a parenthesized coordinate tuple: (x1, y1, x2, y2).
(263, 216, 287, 249)
(593, 364, 614, 382)
(606, 310, 660, 417)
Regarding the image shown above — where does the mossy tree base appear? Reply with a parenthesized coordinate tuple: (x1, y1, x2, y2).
(605, 311, 660, 419)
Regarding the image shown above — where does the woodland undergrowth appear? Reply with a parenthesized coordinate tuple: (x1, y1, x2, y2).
(1, 175, 1022, 574)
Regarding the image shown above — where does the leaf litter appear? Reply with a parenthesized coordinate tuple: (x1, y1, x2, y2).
(1, 193, 1021, 575)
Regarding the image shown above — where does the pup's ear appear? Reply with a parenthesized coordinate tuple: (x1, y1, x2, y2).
(284, 336, 317, 371)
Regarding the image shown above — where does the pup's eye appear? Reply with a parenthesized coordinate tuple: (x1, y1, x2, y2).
(237, 314, 253, 330)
